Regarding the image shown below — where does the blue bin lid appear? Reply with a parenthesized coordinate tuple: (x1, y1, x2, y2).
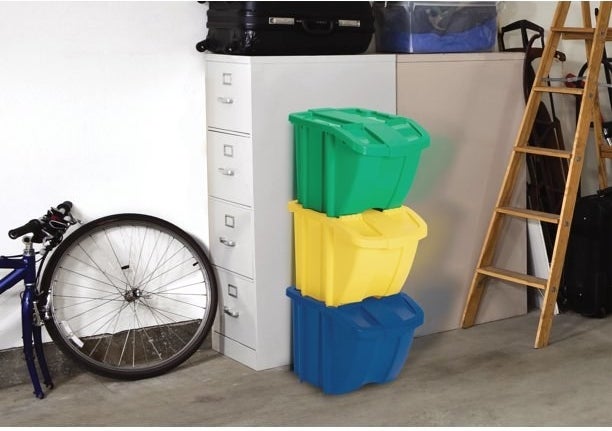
(286, 287, 424, 334)
(336, 292, 424, 332)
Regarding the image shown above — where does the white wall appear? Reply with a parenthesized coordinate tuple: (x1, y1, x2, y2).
(0, 1, 208, 349)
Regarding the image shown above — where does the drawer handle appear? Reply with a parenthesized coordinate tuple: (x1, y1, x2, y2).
(219, 237, 236, 247)
(218, 167, 235, 176)
(217, 96, 234, 104)
(223, 306, 239, 318)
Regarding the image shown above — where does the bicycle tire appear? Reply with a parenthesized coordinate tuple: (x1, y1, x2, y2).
(40, 213, 217, 380)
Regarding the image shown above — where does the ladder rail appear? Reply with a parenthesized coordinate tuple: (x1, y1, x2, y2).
(581, 0, 609, 189)
(461, 1, 612, 348)
(461, 1, 572, 328)
(579, 0, 609, 189)
(535, 1, 612, 348)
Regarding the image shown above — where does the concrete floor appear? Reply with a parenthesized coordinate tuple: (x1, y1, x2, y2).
(2, 309, 612, 426)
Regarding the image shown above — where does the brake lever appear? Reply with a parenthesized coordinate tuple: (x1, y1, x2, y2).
(37, 209, 80, 247)
(65, 213, 81, 226)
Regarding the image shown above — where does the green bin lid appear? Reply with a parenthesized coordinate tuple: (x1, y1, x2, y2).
(288, 108, 430, 157)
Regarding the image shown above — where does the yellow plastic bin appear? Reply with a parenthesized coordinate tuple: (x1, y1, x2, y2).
(288, 200, 427, 306)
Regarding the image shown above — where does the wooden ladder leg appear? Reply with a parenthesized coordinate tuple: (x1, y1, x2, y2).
(461, 1, 571, 329)
(535, 1, 612, 348)
(462, 273, 488, 328)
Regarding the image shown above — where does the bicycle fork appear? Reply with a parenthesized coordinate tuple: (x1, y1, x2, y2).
(21, 241, 53, 399)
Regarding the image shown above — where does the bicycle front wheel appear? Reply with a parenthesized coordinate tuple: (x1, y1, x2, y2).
(41, 213, 217, 380)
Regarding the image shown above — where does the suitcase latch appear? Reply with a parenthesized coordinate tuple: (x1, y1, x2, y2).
(269, 17, 295, 25)
(338, 19, 361, 28)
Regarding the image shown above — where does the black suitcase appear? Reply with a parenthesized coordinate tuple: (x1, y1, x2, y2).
(560, 187, 612, 317)
(196, 1, 374, 55)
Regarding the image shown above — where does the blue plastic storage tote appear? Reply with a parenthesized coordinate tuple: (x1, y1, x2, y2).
(286, 287, 424, 395)
(373, 2, 497, 53)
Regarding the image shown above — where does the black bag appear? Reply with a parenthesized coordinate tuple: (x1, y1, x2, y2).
(196, 1, 374, 55)
(560, 187, 612, 317)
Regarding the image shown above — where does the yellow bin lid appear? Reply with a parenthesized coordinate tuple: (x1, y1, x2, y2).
(288, 201, 427, 249)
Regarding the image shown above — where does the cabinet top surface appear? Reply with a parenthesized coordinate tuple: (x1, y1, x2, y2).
(204, 53, 396, 64)
(396, 52, 524, 63)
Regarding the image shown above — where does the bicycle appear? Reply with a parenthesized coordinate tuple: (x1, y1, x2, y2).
(0, 201, 217, 398)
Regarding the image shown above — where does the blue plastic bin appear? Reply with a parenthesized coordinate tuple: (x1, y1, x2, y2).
(286, 287, 424, 395)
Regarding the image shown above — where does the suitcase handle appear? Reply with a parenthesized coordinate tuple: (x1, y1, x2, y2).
(597, 186, 612, 197)
(195, 39, 208, 53)
(301, 19, 335, 36)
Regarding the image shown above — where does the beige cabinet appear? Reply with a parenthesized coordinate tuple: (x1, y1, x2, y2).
(396, 52, 528, 335)
(204, 53, 396, 370)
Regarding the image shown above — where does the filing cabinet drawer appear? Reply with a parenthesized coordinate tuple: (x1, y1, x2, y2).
(209, 198, 254, 278)
(205, 61, 252, 134)
(213, 266, 256, 349)
(207, 130, 253, 206)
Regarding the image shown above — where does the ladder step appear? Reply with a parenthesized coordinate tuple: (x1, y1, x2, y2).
(532, 85, 584, 95)
(477, 266, 547, 290)
(552, 26, 612, 40)
(601, 146, 612, 159)
(496, 206, 560, 224)
(514, 146, 572, 158)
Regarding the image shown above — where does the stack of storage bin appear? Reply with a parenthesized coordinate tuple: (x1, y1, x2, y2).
(285, 108, 430, 394)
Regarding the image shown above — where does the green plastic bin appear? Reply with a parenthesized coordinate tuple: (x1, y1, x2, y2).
(289, 108, 429, 217)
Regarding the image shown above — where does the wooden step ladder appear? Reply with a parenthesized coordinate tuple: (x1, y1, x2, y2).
(461, 1, 612, 348)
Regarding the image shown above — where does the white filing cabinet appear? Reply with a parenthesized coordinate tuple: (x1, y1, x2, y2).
(204, 53, 396, 370)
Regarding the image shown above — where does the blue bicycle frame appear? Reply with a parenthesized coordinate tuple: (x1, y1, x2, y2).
(0, 238, 53, 398)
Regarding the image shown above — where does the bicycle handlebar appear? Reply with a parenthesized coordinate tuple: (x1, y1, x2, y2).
(55, 201, 73, 215)
(8, 219, 42, 240)
(7, 201, 75, 241)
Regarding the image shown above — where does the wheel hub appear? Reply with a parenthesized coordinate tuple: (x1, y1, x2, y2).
(124, 288, 143, 302)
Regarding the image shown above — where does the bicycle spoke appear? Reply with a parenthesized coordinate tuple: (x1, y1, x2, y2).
(141, 259, 198, 293)
(58, 267, 123, 294)
(137, 299, 203, 322)
(54, 279, 119, 296)
(153, 280, 207, 295)
(91, 301, 130, 360)
(63, 296, 127, 331)
(74, 244, 124, 291)
(136, 314, 152, 365)
(132, 227, 149, 288)
(148, 291, 208, 311)
(139, 298, 191, 353)
(66, 250, 126, 288)
(134, 229, 163, 288)
(145, 270, 204, 296)
(132, 304, 162, 361)
(137, 245, 184, 291)
(135, 233, 176, 288)
(118, 320, 132, 367)
(87, 231, 128, 286)
(103, 227, 133, 287)
(53, 294, 124, 311)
